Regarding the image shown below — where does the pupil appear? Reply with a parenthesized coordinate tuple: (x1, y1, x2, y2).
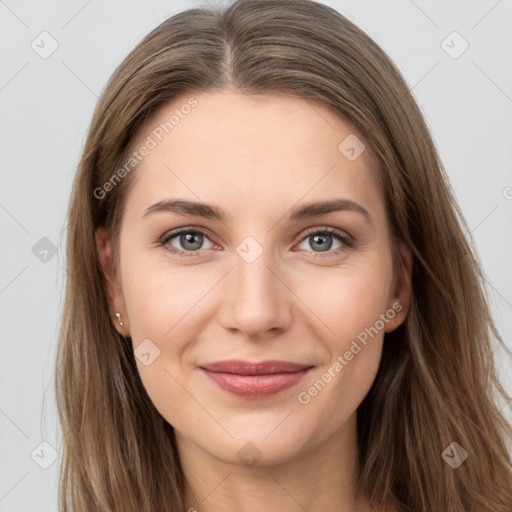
(311, 234, 332, 252)
(181, 232, 202, 250)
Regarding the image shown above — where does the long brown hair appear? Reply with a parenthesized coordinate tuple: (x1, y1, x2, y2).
(55, 0, 512, 510)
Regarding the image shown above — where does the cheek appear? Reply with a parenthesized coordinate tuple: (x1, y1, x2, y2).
(293, 264, 392, 428)
(297, 256, 393, 341)
(121, 252, 212, 343)
(293, 254, 393, 395)
(120, 256, 210, 423)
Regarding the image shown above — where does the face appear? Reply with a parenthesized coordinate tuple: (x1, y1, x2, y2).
(96, 89, 411, 467)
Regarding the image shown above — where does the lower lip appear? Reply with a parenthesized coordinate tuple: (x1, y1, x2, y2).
(201, 368, 312, 398)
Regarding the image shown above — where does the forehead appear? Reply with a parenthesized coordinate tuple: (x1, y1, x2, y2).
(124, 90, 383, 220)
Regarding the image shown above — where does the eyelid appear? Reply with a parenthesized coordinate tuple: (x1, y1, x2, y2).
(158, 225, 353, 257)
(294, 226, 353, 257)
(299, 226, 353, 244)
(157, 226, 220, 255)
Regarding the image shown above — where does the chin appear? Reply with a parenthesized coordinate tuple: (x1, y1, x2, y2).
(181, 411, 316, 467)
(210, 434, 310, 468)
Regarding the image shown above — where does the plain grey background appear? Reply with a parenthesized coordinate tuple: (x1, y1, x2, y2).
(1, 1, 511, 510)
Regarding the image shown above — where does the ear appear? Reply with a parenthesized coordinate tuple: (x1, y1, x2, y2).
(95, 226, 130, 336)
(385, 243, 412, 332)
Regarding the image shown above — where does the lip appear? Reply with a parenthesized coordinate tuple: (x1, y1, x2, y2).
(199, 360, 314, 398)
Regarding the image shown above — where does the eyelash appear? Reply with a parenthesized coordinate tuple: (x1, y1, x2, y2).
(156, 226, 353, 259)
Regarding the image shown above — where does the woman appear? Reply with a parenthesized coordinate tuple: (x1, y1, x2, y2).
(55, 0, 512, 510)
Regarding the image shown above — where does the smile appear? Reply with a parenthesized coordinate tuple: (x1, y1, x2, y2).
(199, 360, 314, 398)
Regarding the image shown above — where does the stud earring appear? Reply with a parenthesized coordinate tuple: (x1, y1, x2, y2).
(111, 312, 124, 328)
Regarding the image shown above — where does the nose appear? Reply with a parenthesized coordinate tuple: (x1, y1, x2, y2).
(217, 245, 293, 338)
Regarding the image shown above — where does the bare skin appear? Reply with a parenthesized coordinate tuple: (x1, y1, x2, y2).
(96, 88, 411, 512)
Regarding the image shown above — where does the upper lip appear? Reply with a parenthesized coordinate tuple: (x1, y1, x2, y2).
(200, 360, 313, 375)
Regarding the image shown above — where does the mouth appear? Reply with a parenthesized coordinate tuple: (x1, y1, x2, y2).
(199, 360, 314, 398)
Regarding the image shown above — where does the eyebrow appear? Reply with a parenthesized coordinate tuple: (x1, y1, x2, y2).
(143, 198, 373, 226)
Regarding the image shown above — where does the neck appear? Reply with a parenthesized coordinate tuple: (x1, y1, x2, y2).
(176, 412, 373, 512)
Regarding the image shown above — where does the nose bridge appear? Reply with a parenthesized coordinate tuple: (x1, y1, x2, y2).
(219, 235, 291, 335)
(235, 238, 277, 295)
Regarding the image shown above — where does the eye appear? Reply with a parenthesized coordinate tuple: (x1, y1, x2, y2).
(157, 228, 217, 257)
(296, 227, 352, 257)
(157, 226, 353, 258)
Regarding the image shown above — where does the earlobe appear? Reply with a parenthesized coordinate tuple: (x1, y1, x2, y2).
(95, 226, 130, 336)
(386, 244, 413, 332)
